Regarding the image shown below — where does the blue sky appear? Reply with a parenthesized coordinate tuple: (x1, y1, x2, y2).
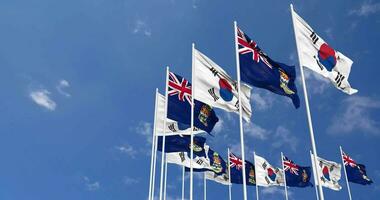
(1, 0, 379, 199)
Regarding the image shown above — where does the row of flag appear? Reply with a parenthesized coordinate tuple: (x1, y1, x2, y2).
(148, 5, 370, 200)
(157, 135, 372, 189)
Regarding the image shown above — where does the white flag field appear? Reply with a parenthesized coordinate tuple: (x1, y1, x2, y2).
(166, 151, 210, 169)
(292, 9, 357, 95)
(205, 171, 230, 185)
(254, 154, 284, 187)
(155, 93, 204, 136)
(193, 48, 252, 122)
(311, 153, 342, 191)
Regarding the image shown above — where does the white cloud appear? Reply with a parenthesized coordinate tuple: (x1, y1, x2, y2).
(56, 79, 71, 97)
(123, 176, 139, 185)
(251, 91, 275, 111)
(135, 121, 153, 143)
(83, 176, 100, 191)
(271, 126, 298, 152)
(303, 68, 330, 94)
(328, 96, 380, 135)
(324, 28, 334, 40)
(29, 89, 57, 111)
(349, 1, 380, 16)
(213, 118, 224, 135)
(132, 19, 152, 37)
(244, 122, 270, 140)
(115, 144, 137, 158)
(261, 187, 293, 199)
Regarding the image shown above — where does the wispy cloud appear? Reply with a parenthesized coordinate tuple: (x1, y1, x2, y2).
(135, 121, 153, 143)
(251, 91, 275, 111)
(56, 79, 71, 97)
(115, 144, 138, 158)
(29, 89, 57, 111)
(244, 122, 270, 140)
(349, 1, 380, 16)
(132, 19, 152, 37)
(328, 96, 380, 135)
(213, 118, 224, 135)
(261, 187, 292, 199)
(83, 176, 100, 191)
(271, 126, 298, 152)
(303, 68, 330, 94)
(123, 176, 139, 185)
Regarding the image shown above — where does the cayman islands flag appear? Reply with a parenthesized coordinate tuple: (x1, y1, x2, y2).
(237, 26, 300, 108)
(342, 150, 373, 185)
(283, 155, 313, 187)
(193, 48, 252, 122)
(255, 154, 284, 187)
(155, 92, 204, 136)
(229, 152, 256, 186)
(166, 71, 219, 133)
(311, 153, 342, 191)
(291, 8, 357, 95)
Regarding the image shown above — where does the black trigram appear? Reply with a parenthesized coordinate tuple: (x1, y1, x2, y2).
(196, 159, 204, 165)
(234, 100, 239, 110)
(208, 88, 219, 101)
(179, 152, 185, 162)
(310, 32, 319, 44)
(209, 67, 218, 76)
(168, 123, 177, 132)
(335, 72, 345, 88)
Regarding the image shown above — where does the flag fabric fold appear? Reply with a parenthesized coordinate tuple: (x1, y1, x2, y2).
(255, 154, 284, 187)
(311, 153, 342, 191)
(292, 9, 357, 95)
(167, 71, 219, 133)
(229, 152, 256, 186)
(237, 26, 300, 108)
(155, 92, 204, 136)
(342, 151, 373, 185)
(157, 135, 206, 154)
(193, 48, 252, 121)
(283, 155, 313, 187)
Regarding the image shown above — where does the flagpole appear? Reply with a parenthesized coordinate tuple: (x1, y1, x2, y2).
(159, 66, 170, 200)
(151, 124, 159, 200)
(310, 150, 320, 200)
(254, 152, 259, 200)
(182, 166, 185, 200)
(228, 148, 232, 200)
(148, 89, 159, 200)
(190, 42, 195, 200)
(280, 152, 289, 200)
(204, 172, 207, 200)
(164, 156, 168, 200)
(234, 20, 248, 200)
(290, 4, 324, 200)
(340, 146, 353, 200)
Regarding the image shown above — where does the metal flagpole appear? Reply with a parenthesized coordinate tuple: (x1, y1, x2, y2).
(151, 125, 159, 200)
(340, 146, 353, 200)
(182, 166, 185, 200)
(254, 152, 259, 200)
(164, 156, 168, 200)
(310, 151, 320, 200)
(190, 43, 195, 200)
(228, 148, 232, 200)
(290, 4, 324, 200)
(204, 172, 207, 200)
(159, 67, 170, 200)
(234, 20, 248, 200)
(281, 152, 289, 200)
(148, 89, 159, 200)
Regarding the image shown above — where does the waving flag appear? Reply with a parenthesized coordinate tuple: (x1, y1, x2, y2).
(311, 153, 342, 191)
(291, 9, 357, 95)
(186, 145, 228, 175)
(167, 71, 219, 133)
(342, 151, 373, 185)
(255, 154, 284, 187)
(166, 151, 209, 169)
(193, 48, 252, 121)
(157, 135, 206, 154)
(155, 92, 204, 136)
(237, 27, 300, 108)
(283, 155, 313, 187)
(229, 152, 256, 186)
